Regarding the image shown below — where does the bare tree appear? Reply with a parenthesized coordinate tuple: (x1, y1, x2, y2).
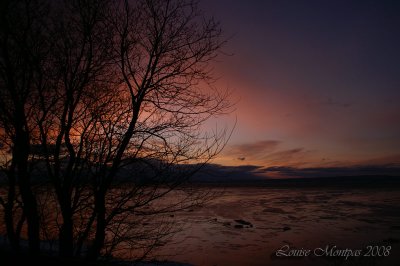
(84, 0, 231, 259)
(0, 0, 231, 262)
(35, 0, 115, 257)
(0, 0, 51, 254)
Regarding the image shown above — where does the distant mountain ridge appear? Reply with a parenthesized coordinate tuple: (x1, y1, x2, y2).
(1, 159, 399, 187)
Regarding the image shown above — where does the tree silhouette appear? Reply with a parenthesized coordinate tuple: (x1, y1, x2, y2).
(0, 0, 231, 261)
(0, 0, 50, 254)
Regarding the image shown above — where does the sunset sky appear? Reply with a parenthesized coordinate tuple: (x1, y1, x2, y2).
(201, 0, 400, 172)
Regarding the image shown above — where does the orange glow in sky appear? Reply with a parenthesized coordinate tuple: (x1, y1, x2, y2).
(201, 0, 400, 172)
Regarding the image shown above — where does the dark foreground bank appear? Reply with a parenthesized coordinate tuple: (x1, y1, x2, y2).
(0, 249, 192, 266)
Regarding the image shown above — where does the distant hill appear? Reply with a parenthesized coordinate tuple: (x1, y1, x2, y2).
(191, 164, 400, 187)
(1, 159, 399, 188)
(191, 175, 400, 188)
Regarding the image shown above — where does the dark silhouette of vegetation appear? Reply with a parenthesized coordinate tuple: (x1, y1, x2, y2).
(0, 0, 231, 262)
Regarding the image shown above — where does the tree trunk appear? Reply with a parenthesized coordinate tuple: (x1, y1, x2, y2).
(18, 181, 40, 254)
(4, 171, 20, 252)
(87, 192, 106, 260)
(59, 200, 74, 257)
(18, 178, 40, 254)
(76, 210, 96, 257)
(14, 128, 40, 254)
